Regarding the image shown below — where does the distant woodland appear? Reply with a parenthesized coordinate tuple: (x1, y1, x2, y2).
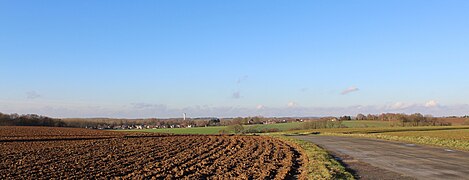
(353, 113, 453, 127)
(0, 112, 66, 127)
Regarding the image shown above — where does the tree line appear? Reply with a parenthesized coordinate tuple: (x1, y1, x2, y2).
(0, 113, 66, 127)
(355, 113, 451, 126)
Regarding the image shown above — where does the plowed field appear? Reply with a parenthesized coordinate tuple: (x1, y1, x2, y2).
(0, 126, 306, 179)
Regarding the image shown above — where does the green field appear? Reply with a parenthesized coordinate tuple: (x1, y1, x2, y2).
(130, 126, 225, 134)
(341, 120, 390, 128)
(371, 128, 469, 151)
(243, 122, 304, 131)
(123, 120, 392, 134)
(283, 126, 469, 151)
(128, 122, 304, 134)
(285, 125, 469, 135)
(382, 128, 469, 140)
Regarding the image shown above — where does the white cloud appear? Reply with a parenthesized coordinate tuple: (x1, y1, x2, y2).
(425, 100, 439, 108)
(287, 102, 298, 108)
(26, 91, 41, 99)
(341, 86, 359, 95)
(256, 105, 265, 110)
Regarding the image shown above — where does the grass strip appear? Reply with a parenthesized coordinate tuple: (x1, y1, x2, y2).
(279, 126, 469, 136)
(276, 136, 354, 180)
(323, 132, 469, 151)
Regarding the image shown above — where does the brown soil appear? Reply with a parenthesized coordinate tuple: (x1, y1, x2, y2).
(0, 126, 306, 179)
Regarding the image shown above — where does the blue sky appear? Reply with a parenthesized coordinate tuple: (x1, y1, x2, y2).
(1, 1, 469, 118)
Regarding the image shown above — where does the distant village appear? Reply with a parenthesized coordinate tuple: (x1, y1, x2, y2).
(73, 116, 311, 130)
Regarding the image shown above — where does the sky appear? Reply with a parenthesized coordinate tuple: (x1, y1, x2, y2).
(1, 0, 469, 118)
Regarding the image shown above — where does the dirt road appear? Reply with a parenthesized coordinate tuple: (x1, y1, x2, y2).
(294, 135, 469, 180)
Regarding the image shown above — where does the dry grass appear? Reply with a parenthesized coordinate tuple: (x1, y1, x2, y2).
(276, 136, 354, 180)
(280, 126, 469, 151)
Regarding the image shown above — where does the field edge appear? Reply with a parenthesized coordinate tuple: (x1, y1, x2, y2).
(320, 132, 469, 152)
(275, 135, 355, 180)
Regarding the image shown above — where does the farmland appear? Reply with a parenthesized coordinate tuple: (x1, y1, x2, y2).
(286, 126, 469, 151)
(134, 126, 227, 134)
(341, 120, 390, 128)
(3, 125, 467, 179)
(362, 128, 469, 151)
(127, 120, 391, 134)
(124, 121, 469, 152)
(126, 122, 306, 134)
(0, 126, 313, 179)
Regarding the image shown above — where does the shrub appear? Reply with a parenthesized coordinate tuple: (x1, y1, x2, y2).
(301, 120, 343, 130)
(225, 124, 244, 134)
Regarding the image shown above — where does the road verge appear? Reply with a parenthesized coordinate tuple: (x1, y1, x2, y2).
(275, 135, 354, 180)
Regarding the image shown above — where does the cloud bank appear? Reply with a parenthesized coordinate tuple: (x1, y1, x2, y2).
(1, 100, 468, 118)
(287, 102, 298, 108)
(425, 100, 439, 108)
